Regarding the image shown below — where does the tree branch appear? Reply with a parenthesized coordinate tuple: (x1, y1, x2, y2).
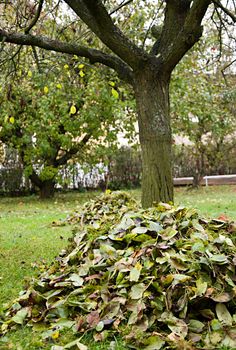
(0, 29, 134, 84)
(212, 0, 236, 22)
(64, 0, 148, 69)
(25, 0, 44, 34)
(109, 0, 133, 16)
(221, 58, 236, 85)
(56, 133, 92, 166)
(159, 0, 211, 74)
(29, 169, 42, 187)
(32, 46, 42, 73)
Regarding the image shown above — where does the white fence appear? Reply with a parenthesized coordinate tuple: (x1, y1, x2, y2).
(174, 174, 236, 186)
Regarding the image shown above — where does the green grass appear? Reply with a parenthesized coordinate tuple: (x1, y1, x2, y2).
(130, 185, 236, 220)
(0, 186, 235, 349)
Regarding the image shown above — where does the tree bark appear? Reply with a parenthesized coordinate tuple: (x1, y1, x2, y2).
(134, 67, 173, 208)
(29, 171, 56, 199)
(38, 180, 56, 199)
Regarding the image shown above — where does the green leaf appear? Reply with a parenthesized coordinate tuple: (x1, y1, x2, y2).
(111, 88, 119, 99)
(67, 273, 84, 287)
(196, 278, 207, 296)
(172, 274, 191, 287)
(188, 319, 205, 333)
(11, 307, 29, 324)
(130, 283, 146, 299)
(191, 241, 205, 253)
(216, 303, 232, 326)
(130, 262, 142, 282)
(132, 226, 148, 234)
(209, 254, 228, 264)
(143, 335, 165, 350)
(161, 227, 178, 240)
(96, 321, 104, 332)
(148, 221, 162, 232)
(168, 319, 188, 338)
(211, 319, 222, 331)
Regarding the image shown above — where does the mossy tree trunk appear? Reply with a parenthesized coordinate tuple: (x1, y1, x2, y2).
(134, 68, 173, 207)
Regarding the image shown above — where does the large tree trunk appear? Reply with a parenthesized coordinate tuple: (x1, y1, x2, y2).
(29, 171, 56, 199)
(38, 180, 56, 199)
(134, 69, 173, 208)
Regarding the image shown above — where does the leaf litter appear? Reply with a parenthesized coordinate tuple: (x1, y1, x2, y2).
(1, 191, 236, 349)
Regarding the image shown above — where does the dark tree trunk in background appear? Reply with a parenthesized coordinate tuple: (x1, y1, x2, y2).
(135, 68, 173, 207)
(192, 149, 205, 188)
(38, 180, 56, 199)
(29, 172, 56, 199)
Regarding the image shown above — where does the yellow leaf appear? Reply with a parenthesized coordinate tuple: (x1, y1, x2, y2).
(105, 189, 111, 194)
(51, 331, 60, 339)
(70, 105, 77, 114)
(9, 117, 15, 124)
(28, 71, 32, 77)
(44, 86, 49, 94)
(79, 70, 85, 77)
(56, 83, 62, 89)
(111, 88, 119, 99)
(78, 64, 85, 69)
(64, 64, 69, 69)
(109, 81, 115, 87)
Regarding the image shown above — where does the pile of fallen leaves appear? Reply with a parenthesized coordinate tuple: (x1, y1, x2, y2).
(2, 192, 236, 349)
(65, 191, 138, 227)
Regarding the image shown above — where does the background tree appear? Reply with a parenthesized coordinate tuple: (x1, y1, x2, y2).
(0, 58, 134, 198)
(171, 32, 236, 186)
(0, 0, 235, 206)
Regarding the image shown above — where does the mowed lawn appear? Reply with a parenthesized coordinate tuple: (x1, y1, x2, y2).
(0, 186, 235, 349)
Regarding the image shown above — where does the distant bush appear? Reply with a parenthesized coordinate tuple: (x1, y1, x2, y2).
(107, 146, 142, 190)
(0, 166, 31, 195)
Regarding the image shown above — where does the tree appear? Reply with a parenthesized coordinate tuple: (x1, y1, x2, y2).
(0, 59, 132, 198)
(171, 34, 236, 186)
(0, 0, 235, 206)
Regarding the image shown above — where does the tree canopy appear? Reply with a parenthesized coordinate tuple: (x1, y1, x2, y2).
(0, 51, 135, 197)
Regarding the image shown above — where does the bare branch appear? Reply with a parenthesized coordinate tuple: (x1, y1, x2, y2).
(144, 1, 164, 52)
(0, 36, 6, 53)
(32, 46, 42, 72)
(64, 0, 148, 69)
(0, 29, 134, 84)
(159, 0, 211, 74)
(109, 0, 133, 16)
(56, 133, 92, 166)
(221, 58, 236, 85)
(25, 0, 44, 34)
(212, 0, 236, 22)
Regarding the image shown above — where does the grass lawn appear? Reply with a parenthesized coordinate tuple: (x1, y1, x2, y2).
(0, 186, 235, 349)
